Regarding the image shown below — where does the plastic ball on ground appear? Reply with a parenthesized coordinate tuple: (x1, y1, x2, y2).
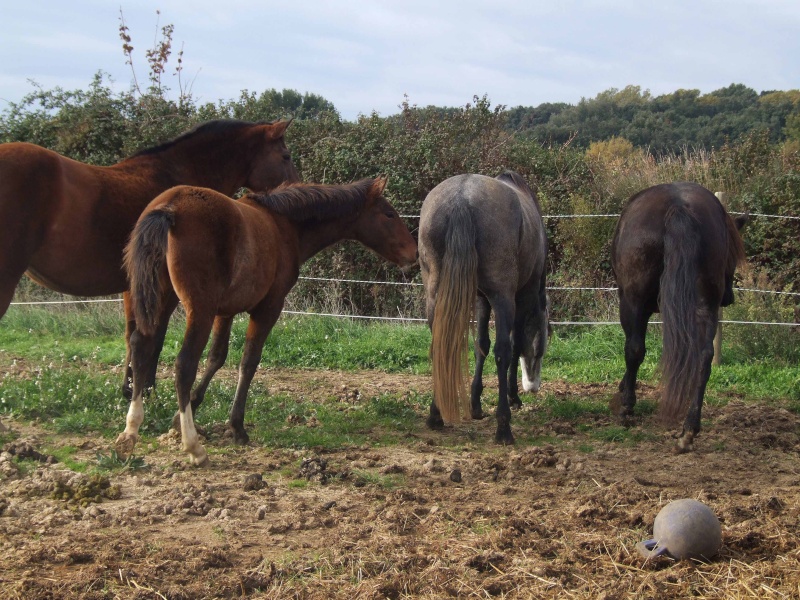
(636, 498, 722, 561)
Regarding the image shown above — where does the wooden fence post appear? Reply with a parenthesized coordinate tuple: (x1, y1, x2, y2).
(713, 192, 726, 365)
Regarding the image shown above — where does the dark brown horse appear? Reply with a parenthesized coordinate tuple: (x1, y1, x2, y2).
(117, 178, 418, 465)
(419, 171, 549, 445)
(0, 119, 299, 397)
(610, 182, 747, 452)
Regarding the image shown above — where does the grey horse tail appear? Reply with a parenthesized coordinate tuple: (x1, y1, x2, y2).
(124, 208, 175, 337)
(658, 203, 702, 425)
(430, 202, 478, 423)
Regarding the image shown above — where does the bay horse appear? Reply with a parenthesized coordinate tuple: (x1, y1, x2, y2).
(610, 182, 747, 452)
(0, 119, 299, 398)
(116, 177, 418, 465)
(419, 171, 550, 445)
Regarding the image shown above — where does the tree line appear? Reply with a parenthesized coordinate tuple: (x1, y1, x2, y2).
(505, 84, 800, 156)
(2, 72, 798, 320)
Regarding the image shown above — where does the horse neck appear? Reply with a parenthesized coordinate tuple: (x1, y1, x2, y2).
(294, 216, 358, 265)
(120, 137, 253, 196)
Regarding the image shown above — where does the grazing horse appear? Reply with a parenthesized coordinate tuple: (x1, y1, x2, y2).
(419, 171, 550, 445)
(610, 182, 747, 452)
(117, 178, 418, 464)
(0, 119, 299, 398)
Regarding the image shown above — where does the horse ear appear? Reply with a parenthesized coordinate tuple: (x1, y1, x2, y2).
(370, 176, 388, 196)
(265, 119, 293, 141)
(734, 212, 749, 231)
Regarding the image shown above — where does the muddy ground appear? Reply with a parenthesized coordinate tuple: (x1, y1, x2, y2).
(0, 368, 798, 599)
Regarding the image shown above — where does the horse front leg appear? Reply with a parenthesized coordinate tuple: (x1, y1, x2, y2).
(675, 311, 717, 453)
(611, 295, 650, 424)
(492, 297, 515, 445)
(228, 307, 280, 444)
(0, 235, 32, 321)
(469, 295, 491, 419)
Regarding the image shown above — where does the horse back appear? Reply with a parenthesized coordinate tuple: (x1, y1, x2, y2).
(152, 186, 283, 316)
(421, 174, 545, 295)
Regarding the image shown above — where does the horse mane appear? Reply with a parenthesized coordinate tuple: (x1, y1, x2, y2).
(496, 170, 541, 211)
(133, 119, 274, 157)
(248, 178, 376, 221)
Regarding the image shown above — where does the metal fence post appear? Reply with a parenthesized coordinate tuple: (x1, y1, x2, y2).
(713, 191, 726, 365)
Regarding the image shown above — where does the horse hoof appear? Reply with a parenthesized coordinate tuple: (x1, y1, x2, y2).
(672, 433, 695, 454)
(189, 449, 210, 466)
(494, 431, 515, 446)
(228, 427, 249, 445)
(114, 433, 138, 458)
(471, 409, 486, 420)
(610, 393, 635, 425)
(509, 399, 523, 411)
(426, 416, 445, 430)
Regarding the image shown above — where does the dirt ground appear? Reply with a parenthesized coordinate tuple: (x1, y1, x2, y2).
(0, 368, 799, 599)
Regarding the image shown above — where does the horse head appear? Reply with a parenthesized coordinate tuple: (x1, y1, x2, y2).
(520, 294, 551, 393)
(245, 119, 300, 191)
(353, 177, 418, 270)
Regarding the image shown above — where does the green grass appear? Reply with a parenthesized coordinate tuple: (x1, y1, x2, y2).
(1, 305, 796, 454)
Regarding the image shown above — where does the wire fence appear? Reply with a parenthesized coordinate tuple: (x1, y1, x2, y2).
(7, 211, 798, 327)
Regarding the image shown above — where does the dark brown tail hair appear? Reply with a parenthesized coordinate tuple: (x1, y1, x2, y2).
(658, 203, 702, 425)
(429, 202, 477, 423)
(123, 208, 175, 336)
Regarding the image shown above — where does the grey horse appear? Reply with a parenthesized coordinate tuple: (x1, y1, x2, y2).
(419, 171, 550, 444)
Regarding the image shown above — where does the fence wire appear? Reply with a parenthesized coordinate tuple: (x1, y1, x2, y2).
(7, 210, 798, 326)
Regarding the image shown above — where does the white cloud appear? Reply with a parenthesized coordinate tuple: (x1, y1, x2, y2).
(0, 0, 798, 120)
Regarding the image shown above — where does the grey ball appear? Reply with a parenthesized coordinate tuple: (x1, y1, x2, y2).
(637, 498, 722, 561)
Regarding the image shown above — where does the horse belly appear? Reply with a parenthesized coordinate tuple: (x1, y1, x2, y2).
(27, 242, 128, 296)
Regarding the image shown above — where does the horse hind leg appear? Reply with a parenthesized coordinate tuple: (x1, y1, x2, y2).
(611, 295, 650, 424)
(170, 315, 234, 432)
(121, 293, 135, 400)
(115, 326, 159, 458)
(424, 280, 445, 430)
(175, 311, 216, 465)
(491, 295, 515, 445)
(121, 292, 178, 400)
(469, 295, 491, 419)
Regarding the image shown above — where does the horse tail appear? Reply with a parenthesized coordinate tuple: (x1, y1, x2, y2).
(124, 208, 175, 337)
(430, 202, 478, 423)
(659, 203, 702, 425)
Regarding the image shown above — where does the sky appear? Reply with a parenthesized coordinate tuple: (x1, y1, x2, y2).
(1, 1, 799, 121)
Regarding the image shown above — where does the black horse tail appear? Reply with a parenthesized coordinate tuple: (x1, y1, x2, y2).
(659, 203, 702, 425)
(430, 202, 478, 423)
(124, 208, 175, 337)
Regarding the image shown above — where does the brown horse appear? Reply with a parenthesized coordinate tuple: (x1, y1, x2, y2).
(419, 171, 549, 445)
(117, 178, 418, 465)
(610, 182, 747, 452)
(0, 119, 299, 397)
